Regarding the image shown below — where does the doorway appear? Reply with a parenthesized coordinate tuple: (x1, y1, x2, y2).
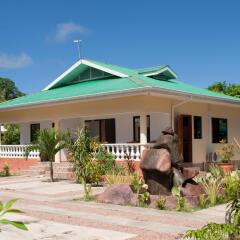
(177, 115, 192, 162)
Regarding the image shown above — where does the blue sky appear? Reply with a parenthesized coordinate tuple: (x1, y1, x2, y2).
(0, 0, 240, 93)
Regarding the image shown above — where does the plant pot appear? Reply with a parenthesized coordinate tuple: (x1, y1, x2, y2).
(217, 162, 233, 173)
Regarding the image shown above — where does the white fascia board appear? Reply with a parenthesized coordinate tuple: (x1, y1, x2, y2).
(144, 66, 178, 79)
(0, 86, 240, 113)
(43, 59, 83, 91)
(43, 59, 129, 91)
(81, 60, 128, 78)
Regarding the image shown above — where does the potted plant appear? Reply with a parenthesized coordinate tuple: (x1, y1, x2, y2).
(217, 140, 234, 173)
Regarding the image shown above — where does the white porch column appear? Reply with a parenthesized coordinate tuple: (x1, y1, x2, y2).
(140, 113, 147, 156)
(54, 119, 61, 163)
(20, 123, 30, 144)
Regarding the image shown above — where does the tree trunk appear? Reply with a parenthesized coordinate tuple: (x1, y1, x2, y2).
(49, 160, 54, 182)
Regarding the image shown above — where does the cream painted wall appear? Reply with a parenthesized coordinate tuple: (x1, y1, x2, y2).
(150, 112, 171, 141)
(1, 95, 240, 164)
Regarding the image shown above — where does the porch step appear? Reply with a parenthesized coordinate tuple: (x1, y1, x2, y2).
(20, 162, 75, 180)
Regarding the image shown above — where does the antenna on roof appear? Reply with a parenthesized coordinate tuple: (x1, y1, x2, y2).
(73, 39, 82, 60)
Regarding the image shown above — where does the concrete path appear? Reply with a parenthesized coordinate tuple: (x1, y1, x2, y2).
(0, 175, 226, 240)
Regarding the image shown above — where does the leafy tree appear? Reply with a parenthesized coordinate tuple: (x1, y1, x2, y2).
(27, 128, 68, 182)
(1, 124, 20, 145)
(0, 77, 24, 145)
(0, 77, 24, 102)
(208, 81, 240, 98)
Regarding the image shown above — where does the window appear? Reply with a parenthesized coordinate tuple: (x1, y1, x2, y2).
(133, 115, 150, 142)
(194, 116, 202, 139)
(85, 118, 116, 143)
(212, 118, 228, 143)
(30, 123, 40, 143)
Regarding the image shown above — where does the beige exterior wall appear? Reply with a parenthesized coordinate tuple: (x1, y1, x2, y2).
(0, 95, 239, 164)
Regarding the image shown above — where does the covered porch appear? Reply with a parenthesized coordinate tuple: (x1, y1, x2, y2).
(0, 109, 167, 162)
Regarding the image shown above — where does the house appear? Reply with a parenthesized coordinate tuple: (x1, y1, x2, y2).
(0, 59, 239, 169)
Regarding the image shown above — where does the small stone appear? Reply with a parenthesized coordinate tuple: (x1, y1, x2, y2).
(96, 184, 134, 205)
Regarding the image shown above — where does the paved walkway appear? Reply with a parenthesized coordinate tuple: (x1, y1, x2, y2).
(0, 176, 226, 240)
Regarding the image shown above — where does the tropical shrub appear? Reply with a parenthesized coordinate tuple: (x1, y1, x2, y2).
(83, 183, 94, 201)
(156, 196, 167, 210)
(217, 140, 234, 163)
(95, 148, 115, 175)
(0, 199, 28, 231)
(184, 167, 240, 239)
(171, 186, 185, 211)
(198, 194, 208, 209)
(138, 192, 150, 207)
(2, 124, 20, 145)
(27, 128, 68, 182)
(106, 171, 134, 185)
(130, 173, 143, 194)
(0, 163, 11, 177)
(195, 165, 223, 206)
(184, 222, 240, 240)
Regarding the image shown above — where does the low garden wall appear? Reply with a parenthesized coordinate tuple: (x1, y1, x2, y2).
(0, 157, 39, 174)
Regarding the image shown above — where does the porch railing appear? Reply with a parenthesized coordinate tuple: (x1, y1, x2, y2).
(0, 145, 40, 159)
(0, 143, 149, 161)
(102, 143, 148, 161)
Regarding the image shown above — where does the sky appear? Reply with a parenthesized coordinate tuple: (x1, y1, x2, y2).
(0, 0, 240, 94)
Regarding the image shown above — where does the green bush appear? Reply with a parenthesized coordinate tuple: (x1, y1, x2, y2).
(131, 173, 143, 194)
(2, 124, 20, 145)
(95, 148, 115, 175)
(138, 192, 150, 207)
(195, 166, 223, 206)
(156, 196, 167, 210)
(198, 194, 208, 209)
(172, 186, 185, 211)
(0, 163, 11, 177)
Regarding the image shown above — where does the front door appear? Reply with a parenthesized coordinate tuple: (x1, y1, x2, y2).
(177, 115, 192, 163)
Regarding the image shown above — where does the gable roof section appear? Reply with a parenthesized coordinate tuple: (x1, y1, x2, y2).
(135, 65, 177, 79)
(44, 59, 129, 90)
(44, 59, 177, 90)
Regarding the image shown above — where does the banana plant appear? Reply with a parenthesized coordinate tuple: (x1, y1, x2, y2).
(0, 199, 28, 231)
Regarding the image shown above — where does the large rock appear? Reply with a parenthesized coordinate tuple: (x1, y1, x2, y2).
(96, 184, 134, 205)
(182, 167, 200, 180)
(154, 133, 183, 164)
(181, 183, 204, 197)
(140, 149, 171, 173)
(143, 170, 173, 195)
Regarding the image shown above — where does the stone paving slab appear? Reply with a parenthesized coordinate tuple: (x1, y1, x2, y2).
(0, 176, 226, 239)
(18, 203, 191, 234)
(1, 213, 135, 240)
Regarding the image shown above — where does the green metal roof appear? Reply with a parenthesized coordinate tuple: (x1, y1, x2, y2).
(0, 59, 239, 110)
(134, 66, 164, 74)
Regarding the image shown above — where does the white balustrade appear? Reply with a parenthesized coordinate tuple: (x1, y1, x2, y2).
(0, 143, 150, 161)
(102, 143, 149, 161)
(0, 145, 40, 159)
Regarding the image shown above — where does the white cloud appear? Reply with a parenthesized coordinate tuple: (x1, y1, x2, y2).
(52, 22, 87, 43)
(0, 53, 32, 69)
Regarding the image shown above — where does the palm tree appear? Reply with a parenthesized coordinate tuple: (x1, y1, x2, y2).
(27, 128, 67, 182)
